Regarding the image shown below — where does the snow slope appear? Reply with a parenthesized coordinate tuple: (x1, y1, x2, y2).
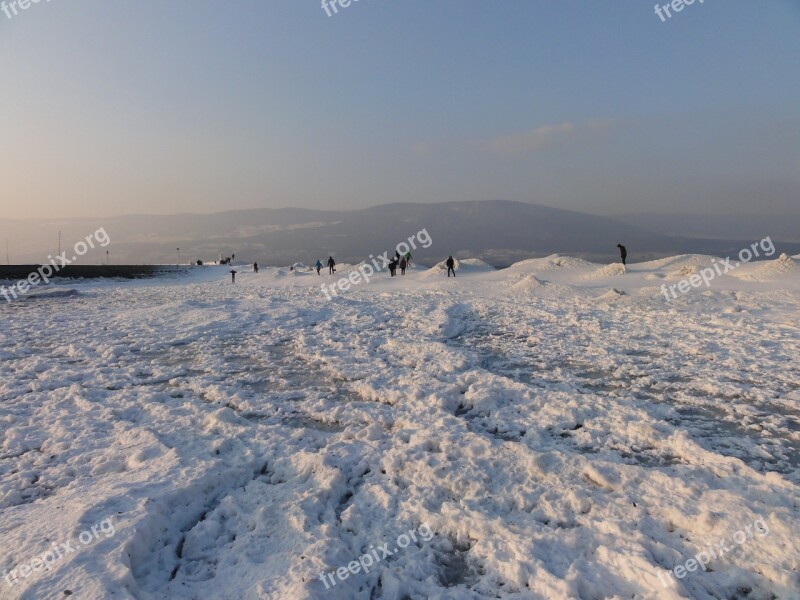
(1, 256, 799, 600)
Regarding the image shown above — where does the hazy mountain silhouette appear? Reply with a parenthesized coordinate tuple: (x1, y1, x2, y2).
(2, 201, 798, 266)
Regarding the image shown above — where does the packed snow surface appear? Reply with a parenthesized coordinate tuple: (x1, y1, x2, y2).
(1, 255, 799, 600)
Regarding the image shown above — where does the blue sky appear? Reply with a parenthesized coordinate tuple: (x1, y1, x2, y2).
(1, 0, 798, 219)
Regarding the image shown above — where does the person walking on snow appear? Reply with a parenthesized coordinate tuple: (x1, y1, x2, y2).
(230, 269, 237, 283)
(327, 256, 336, 275)
(617, 244, 628, 269)
(315, 260, 323, 275)
(253, 262, 259, 274)
(446, 256, 456, 277)
(399, 256, 407, 275)
(388, 258, 398, 277)
(404, 251, 412, 268)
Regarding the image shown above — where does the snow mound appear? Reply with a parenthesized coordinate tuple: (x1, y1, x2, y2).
(586, 263, 626, 279)
(768, 252, 795, 272)
(505, 274, 578, 298)
(547, 255, 594, 269)
(509, 274, 547, 292)
(641, 254, 719, 273)
(737, 254, 796, 281)
(423, 258, 494, 277)
(508, 255, 594, 272)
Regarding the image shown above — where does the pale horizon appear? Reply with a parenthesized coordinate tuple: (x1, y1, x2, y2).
(1, 1, 799, 221)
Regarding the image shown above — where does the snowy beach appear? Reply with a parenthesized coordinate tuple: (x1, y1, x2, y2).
(1, 254, 799, 599)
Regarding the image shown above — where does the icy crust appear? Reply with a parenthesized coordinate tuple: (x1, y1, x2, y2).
(0, 259, 799, 599)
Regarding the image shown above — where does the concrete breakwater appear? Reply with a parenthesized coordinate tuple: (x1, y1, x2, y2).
(0, 265, 190, 281)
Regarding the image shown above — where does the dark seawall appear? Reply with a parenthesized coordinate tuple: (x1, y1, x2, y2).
(0, 265, 189, 281)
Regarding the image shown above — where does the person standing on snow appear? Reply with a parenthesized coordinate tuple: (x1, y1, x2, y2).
(617, 244, 628, 268)
(388, 258, 398, 277)
(253, 262, 259, 274)
(315, 259, 323, 275)
(327, 256, 336, 275)
(446, 256, 456, 277)
(404, 251, 412, 268)
(230, 269, 237, 283)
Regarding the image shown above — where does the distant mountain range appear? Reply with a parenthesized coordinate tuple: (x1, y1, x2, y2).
(2, 201, 799, 267)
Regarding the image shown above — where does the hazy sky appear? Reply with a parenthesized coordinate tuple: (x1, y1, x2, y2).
(1, 0, 798, 220)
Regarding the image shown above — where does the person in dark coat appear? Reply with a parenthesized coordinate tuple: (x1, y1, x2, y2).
(327, 256, 336, 275)
(253, 262, 259, 274)
(230, 269, 237, 283)
(446, 256, 456, 277)
(399, 257, 407, 275)
(617, 244, 628, 267)
(388, 258, 398, 277)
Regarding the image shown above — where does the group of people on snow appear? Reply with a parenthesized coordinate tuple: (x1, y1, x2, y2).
(232, 244, 629, 283)
(387, 251, 413, 277)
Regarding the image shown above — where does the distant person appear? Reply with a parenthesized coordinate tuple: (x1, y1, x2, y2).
(196, 259, 203, 266)
(230, 269, 237, 283)
(253, 262, 259, 274)
(617, 244, 628, 268)
(232, 253, 236, 263)
(315, 259, 323, 275)
(327, 256, 336, 275)
(399, 256, 407, 275)
(446, 256, 456, 277)
(404, 251, 412, 267)
(388, 258, 398, 277)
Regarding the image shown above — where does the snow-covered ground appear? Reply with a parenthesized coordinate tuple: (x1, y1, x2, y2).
(1, 254, 799, 600)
